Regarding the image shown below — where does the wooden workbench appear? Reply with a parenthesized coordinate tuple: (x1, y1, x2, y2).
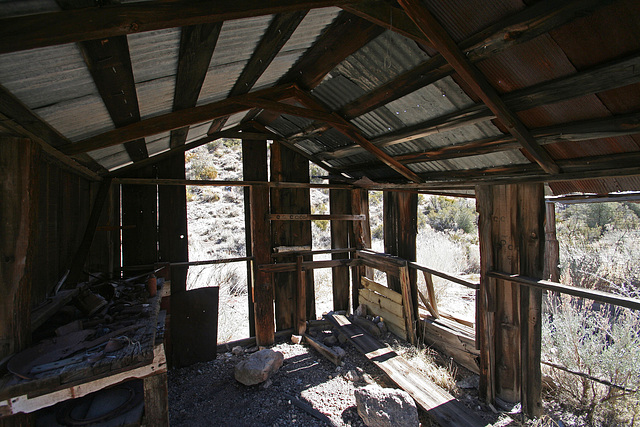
(0, 285, 170, 425)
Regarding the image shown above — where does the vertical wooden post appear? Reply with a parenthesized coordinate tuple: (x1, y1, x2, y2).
(158, 155, 189, 294)
(351, 188, 372, 312)
(122, 166, 157, 268)
(476, 183, 544, 416)
(399, 265, 417, 345)
(143, 373, 169, 426)
(330, 186, 350, 311)
(270, 141, 314, 329)
(243, 139, 268, 337)
(251, 184, 275, 345)
(544, 202, 560, 282)
(295, 255, 307, 335)
(518, 185, 544, 417)
(0, 137, 39, 361)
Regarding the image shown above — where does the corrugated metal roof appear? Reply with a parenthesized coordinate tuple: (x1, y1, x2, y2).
(0, 0, 59, 18)
(186, 122, 213, 143)
(254, 7, 342, 90)
(0, 43, 99, 109)
(88, 143, 132, 171)
(35, 94, 115, 142)
(198, 15, 273, 105)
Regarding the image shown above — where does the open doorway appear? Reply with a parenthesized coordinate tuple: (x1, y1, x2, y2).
(184, 139, 249, 343)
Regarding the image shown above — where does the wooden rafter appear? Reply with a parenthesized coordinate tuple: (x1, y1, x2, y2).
(341, 0, 610, 120)
(291, 88, 423, 182)
(75, 36, 149, 161)
(170, 23, 223, 148)
(336, 111, 640, 171)
(59, 84, 297, 155)
(209, 11, 308, 133)
(278, 11, 385, 90)
(398, 0, 560, 174)
(0, 0, 354, 55)
(317, 52, 640, 160)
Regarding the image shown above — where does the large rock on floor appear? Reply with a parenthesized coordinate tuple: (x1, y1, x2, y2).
(234, 349, 284, 386)
(354, 385, 419, 427)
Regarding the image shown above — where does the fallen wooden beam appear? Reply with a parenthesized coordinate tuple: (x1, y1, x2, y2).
(325, 313, 487, 427)
(303, 334, 343, 366)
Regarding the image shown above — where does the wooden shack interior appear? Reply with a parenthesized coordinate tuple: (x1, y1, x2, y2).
(2, 0, 640, 425)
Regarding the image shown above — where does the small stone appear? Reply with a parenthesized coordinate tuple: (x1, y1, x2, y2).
(356, 367, 364, 374)
(372, 316, 381, 323)
(354, 385, 419, 427)
(234, 349, 284, 386)
(232, 346, 244, 356)
(362, 373, 375, 384)
(323, 335, 337, 346)
(291, 334, 303, 344)
(377, 321, 387, 334)
(246, 346, 259, 353)
(344, 370, 360, 382)
(327, 375, 333, 379)
(355, 304, 367, 317)
(261, 379, 273, 389)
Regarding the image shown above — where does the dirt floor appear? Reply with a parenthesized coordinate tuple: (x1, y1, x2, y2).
(167, 330, 516, 427)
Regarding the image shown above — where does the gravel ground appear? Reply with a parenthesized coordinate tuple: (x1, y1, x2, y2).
(167, 327, 512, 427)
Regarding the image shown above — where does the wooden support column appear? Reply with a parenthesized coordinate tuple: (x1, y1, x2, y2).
(143, 372, 169, 426)
(295, 255, 306, 335)
(0, 137, 39, 361)
(476, 183, 544, 417)
(250, 184, 275, 346)
(330, 185, 351, 311)
(243, 139, 269, 336)
(350, 189, 372, 312)
(157, 156, 189, 294)
(122, 167, 157, 268)
(270, 141, 314, 329)
(544, 203, 560, 282)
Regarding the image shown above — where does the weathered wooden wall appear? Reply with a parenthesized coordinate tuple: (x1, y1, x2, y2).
(330, 186, 351, 311)
(476, 183, 545, 417)
(1, 137, 113, 361)
(122, 166, 158, 268)
(270, 141, 314, 330)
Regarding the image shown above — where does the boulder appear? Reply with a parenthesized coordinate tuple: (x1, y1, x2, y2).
(234, 349, 284, 386)
(354, 385, 419, 427)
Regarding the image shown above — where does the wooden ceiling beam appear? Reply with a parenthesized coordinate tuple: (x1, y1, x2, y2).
(75, 36, 149, 162)
(278, 11, 385, 90)
(59, 84, 297, 155)
(341, 0, 608, 120)
(208, 11, 308, 133)
(335, 111, 640, 171)
(170, 23, 223, 148)
(318, 51, 640, 160)
(292, 88, 423, 182)
(0, 0, 354, 54)
(398, 0, 560, 174)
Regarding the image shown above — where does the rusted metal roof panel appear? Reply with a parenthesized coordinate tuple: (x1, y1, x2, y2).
(550, 177, 640, 196)
(198, 15, 273, 105)
(0, 43, 98, 109)
(426, 0, 524, 43)
(254, 7, 342, 90)
(545, 136, 640, 160)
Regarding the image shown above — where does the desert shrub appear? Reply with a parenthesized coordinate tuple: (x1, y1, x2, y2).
(542, 295, 640, 426)
(421, 196, 477, 235)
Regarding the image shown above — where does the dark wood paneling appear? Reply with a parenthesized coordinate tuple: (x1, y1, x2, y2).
(157, 156, 188, 294)
(330, 187, 351, 311)
(122, 167, 157, 267)
(270, 141, 314, 329)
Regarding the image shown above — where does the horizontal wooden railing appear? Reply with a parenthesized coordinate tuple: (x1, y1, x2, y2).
(488, 271, 640, 311)
(408, 261, 479, 290)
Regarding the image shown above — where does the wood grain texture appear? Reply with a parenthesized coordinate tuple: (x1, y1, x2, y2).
(330, 187, 351, 311)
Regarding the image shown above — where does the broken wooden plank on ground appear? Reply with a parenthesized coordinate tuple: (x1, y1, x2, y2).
(302, 334, 343, 366)
(325, 312, 487, 427)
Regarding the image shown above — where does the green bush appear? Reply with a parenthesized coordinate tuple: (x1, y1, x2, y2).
(421, 196, 477, 235)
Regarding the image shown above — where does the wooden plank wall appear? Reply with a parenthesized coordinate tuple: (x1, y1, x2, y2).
(122, 166, 158, 267)
(330, 186, 351, 311)
(1, 137, 112, 361)
(350, 189, 372, 311)
(476, 183, 544, 417)
(270, 141, 314, 329)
